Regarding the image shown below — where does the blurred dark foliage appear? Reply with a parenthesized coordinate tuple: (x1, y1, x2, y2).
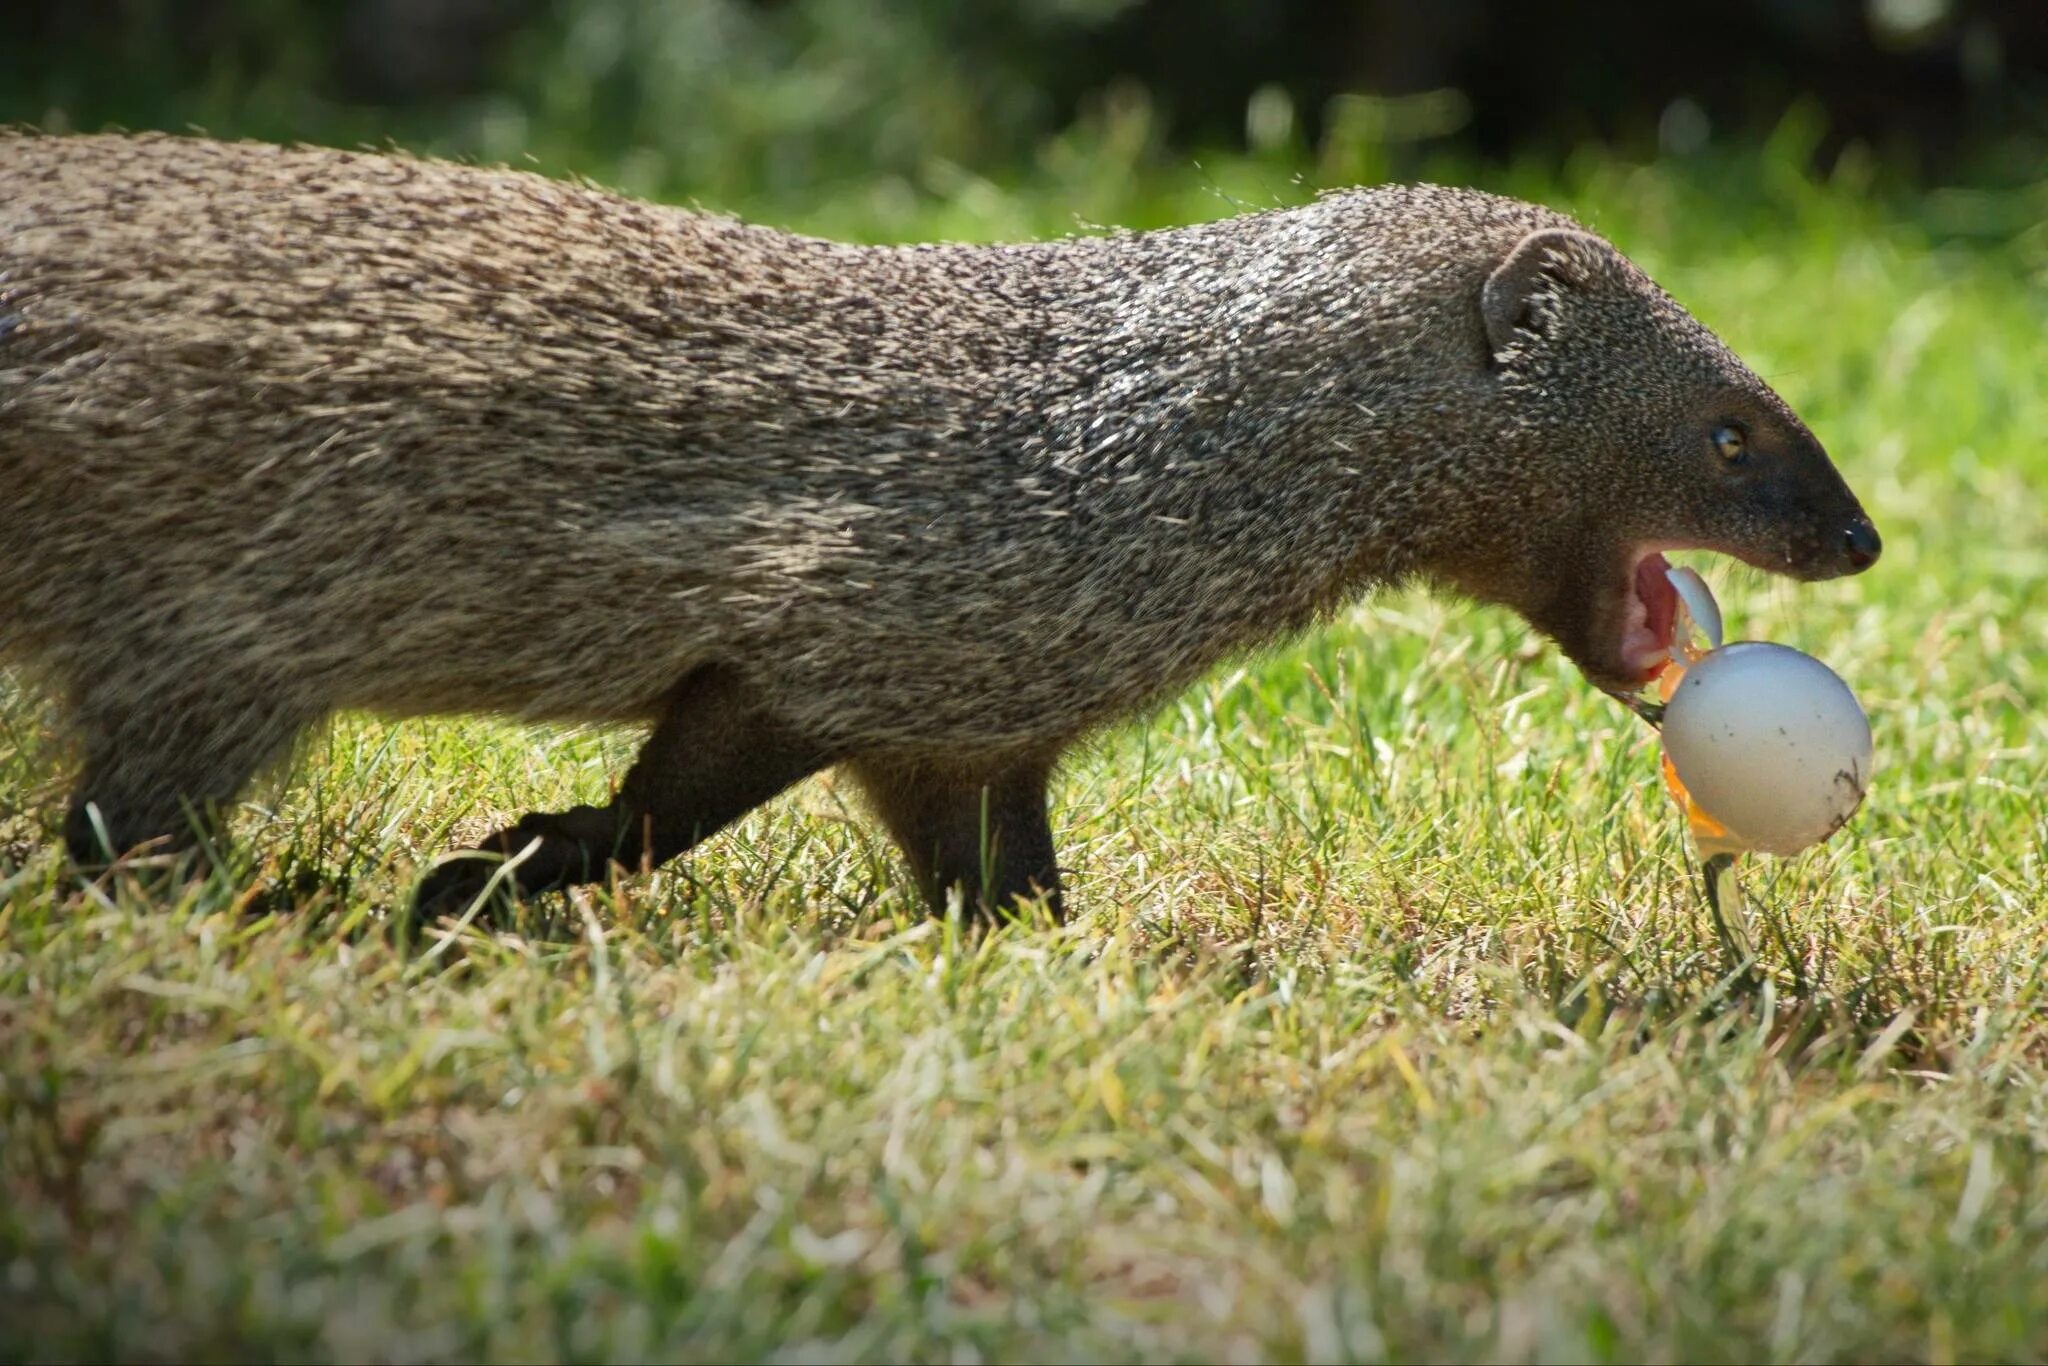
(1090, 0, 2045, 163)
(4, 0, 2043, 179)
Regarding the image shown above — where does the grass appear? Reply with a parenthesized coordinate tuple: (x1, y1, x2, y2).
(4, 126, 2048, 1362)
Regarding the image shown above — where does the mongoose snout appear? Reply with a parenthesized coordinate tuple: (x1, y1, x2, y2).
(0, 132, 1881, 919)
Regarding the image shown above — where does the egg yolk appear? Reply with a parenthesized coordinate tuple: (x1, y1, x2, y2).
(1654, 651, 1743, 855)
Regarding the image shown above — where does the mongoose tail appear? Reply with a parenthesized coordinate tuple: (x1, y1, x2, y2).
(0, 134, 1879, 918)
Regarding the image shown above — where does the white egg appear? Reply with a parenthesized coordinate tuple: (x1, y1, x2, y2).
(1661, 642, 1873, 856)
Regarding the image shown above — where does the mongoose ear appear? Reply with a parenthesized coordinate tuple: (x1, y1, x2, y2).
(1481, 228, 1618, 357)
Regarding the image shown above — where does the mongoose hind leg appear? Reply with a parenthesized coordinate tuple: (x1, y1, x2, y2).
(61, 681, 311, 870)
(413, 664, 834, 916)
(851, 756, 1063, 922)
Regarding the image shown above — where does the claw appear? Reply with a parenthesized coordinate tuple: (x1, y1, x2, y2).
(1608, 688, 1665, 729)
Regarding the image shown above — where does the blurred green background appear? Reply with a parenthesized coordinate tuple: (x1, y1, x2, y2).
(8, 0, 2048, 237)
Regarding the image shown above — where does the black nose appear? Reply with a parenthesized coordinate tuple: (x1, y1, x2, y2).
(1843, 519, 1881, 571)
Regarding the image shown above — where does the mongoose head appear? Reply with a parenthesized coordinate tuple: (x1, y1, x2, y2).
(1445, 226, 1879, 694)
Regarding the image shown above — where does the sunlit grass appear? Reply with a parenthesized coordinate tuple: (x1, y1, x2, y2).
(3, 139, 2046, 1362)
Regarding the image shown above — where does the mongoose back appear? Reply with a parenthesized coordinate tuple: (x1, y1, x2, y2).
(0, 132, 1880, 916)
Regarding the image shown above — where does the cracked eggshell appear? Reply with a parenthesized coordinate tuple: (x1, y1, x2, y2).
(1666, 564, 1723, 653)
(1661, 642, 1873, 857)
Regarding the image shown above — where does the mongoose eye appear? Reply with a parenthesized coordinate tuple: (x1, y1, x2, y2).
(1711, 423, 1748, 463)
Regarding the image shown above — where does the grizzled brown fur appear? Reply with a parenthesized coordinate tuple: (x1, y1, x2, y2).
(0, 132, 1877, 917)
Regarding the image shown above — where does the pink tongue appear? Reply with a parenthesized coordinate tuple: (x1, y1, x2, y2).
(1633, 552, 1678, 679)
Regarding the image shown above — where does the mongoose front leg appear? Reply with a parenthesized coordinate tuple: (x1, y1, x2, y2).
(413, 665, 833, 915)
(851, 757, 1063, 921)
(62, 682, 309, 870)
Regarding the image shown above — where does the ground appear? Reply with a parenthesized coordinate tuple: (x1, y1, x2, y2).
(3, 142, 2046, 1362)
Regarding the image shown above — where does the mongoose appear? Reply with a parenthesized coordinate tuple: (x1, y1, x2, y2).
(0, 132, 1880, 918)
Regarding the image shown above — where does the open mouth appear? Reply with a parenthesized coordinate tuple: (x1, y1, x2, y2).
(1618, 550, 1680, 684)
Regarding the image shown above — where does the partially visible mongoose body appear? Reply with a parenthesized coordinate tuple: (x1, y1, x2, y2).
(0, 133, 1879, 915)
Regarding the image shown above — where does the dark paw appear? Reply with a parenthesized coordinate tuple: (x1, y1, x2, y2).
(410, 851, 521, 926)
(410, 814, 620, 927)
(61, 802, 127, 867)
